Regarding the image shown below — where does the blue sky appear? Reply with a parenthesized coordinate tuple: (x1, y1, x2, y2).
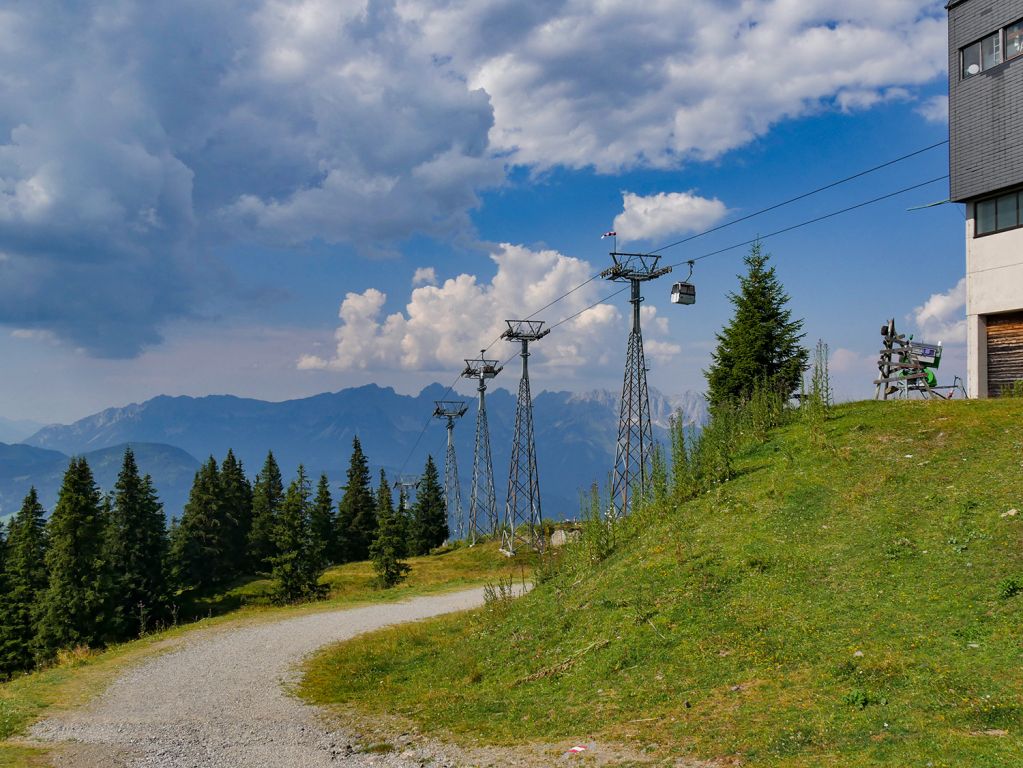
(0, 1, 965, 424)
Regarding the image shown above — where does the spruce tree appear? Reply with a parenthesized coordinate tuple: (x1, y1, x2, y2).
(336, 437, 374, 562)
(395, 488, 412, 558)
(219, 449, 253, 577)
(170, 457, 227, 589)
(107, 449, 169, 639)
(705, 241, 808, 406)
(270, 466, 323, 603)
(310, 473, 335, 567)
(248, 451, 283, 573)
(410, 456, 447, 556)
(35, 458, 111, 659)
(370, 469, 410, 588)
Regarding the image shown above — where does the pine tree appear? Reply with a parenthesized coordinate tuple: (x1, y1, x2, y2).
(310, 474, 335, 567)
(219, 449, 253, 577)
(248, 451, 283, 573)
(705, 241, 808, 407)
(35, 458, 111, 659)
(370, 470, 410, 588)
(270, 466, 323, 604)
(107, 449, 169, 639)
(336, 437, 375, 562)
(395, 488, 412, 558)
(170, 457, 227, 589)
(410, 456, 447, 556)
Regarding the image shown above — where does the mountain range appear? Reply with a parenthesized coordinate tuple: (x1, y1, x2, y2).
(3, 384, 706, 523)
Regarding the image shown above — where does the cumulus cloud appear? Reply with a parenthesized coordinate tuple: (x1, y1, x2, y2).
(614, 191, 728, 243)
(298, 243, 681, 374)
(917, 94, 949, 123)
(910, 278, 967, 344)
(412, 0, 948, 171)
(412, 267, 438, 286)
(1, 0, 948, 356)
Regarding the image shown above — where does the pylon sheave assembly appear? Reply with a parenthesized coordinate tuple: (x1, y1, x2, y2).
(601, 251, 672, 518)
(433, 400, 468, 541)
(501, 320, 549, 556)
(462, 351, 502, 546)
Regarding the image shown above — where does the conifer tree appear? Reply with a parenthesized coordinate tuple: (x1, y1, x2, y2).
(370, 469, 410, 588)
(409, 456, 447, 556)
(248, 451, 283, 573)
(705, 241, 808, 406)
(0, 489, 47, 676)
(270, 466, 323, 603)
(395, 488, 412, 558)
(107, 449, 169, 639)
(310, 473, 335, 567)
(336, 437, 374, 562)
(35, 458, 111, 659)
(170, 457, 227, 589)
(219, 449, 252, 576)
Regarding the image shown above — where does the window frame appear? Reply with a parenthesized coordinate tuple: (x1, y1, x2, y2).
(1005, 18, 1023, 60)
(975, 189, 1023, 238)
(961, 28, 1006, 79)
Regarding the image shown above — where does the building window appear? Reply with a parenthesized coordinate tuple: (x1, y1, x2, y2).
(976, 190, 1021, 236)
(1007, 20, 1023, 60)
(963, 31, 1003, 77)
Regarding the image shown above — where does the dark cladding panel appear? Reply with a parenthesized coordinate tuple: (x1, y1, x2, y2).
(949, 0, 1023, 201)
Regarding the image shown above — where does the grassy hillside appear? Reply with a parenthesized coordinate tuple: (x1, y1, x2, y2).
(0, 542, 530, 767)
(301, 399, 1023, 767)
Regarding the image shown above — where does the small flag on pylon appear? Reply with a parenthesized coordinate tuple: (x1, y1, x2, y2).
(601, 231, 616, 239)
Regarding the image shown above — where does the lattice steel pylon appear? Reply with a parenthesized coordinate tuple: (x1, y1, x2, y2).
(462, 351, 502, 545)
(500, 320, 550, 555)
(601, 251, 672, 518)
(433, 400, 468, 541)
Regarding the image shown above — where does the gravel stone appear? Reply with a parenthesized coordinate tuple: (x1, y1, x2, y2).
(30, 588, 487, 767)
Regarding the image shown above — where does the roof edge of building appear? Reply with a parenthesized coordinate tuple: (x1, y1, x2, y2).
(946, 0, 969, 9)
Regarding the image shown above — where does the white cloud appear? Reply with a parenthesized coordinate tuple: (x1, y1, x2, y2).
(614, 191, 727, 244)
(910, 277, 967, 344)
(917, 94, 949, 124)
(299, 242, 683, 375)
(0, 0, 949, 356)
(830, 347, 874, 374)
(411, 0, 948, 171)
(412, 267, 438, 286)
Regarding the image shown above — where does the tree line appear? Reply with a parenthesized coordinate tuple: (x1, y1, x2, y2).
(0, 435, 447, 680)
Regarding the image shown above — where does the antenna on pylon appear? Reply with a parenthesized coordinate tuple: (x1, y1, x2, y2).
(461, 351, 502, 545)
(433, 400, 468, 542)
(601, 250, 672, 518)
(500, 320, 549, 556)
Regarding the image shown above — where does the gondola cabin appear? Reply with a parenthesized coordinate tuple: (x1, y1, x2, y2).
(670, 281, 696, 305)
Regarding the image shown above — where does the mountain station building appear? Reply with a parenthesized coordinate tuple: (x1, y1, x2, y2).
(948, 0, 1023, 397)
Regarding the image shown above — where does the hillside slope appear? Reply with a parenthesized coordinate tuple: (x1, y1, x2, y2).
(302, 399, 1023, 767)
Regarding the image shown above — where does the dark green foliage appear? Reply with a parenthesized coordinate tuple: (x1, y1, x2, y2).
(310, 473, 335, 566)
(705, 241, 808, 407)
(35, 458, 111, 659)
(0, 488, 48, 676)
(370, 470, 410, 588)
(170, 457, 229, 589)
(219, 449, 252, 578)
(270, 465, 324, 604)
(336, 437, 375, 562)
(409, 456, 447, 556)
(106, 449, 170, 639)
(395, 488, 412, 557)
(248, 451, 283, 573)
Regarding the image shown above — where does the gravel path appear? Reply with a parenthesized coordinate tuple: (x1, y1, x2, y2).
(29, 588, 489, 768)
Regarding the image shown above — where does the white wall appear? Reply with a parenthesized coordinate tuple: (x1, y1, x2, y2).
(965, 202, 1023, 397)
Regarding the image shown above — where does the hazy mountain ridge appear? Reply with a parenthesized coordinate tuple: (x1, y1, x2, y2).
(17, 384, 706, 521)
(0, 442, 200, 521)
(0, 416, 45, 445)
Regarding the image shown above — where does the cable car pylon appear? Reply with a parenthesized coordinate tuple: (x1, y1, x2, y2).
(601, 250, 672, 518)
(501, 320, 549, 556)
(433, 400, 468, 541)
(462, 351, 502, 545)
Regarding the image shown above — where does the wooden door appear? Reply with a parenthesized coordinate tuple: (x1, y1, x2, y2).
(987, 310, 1023, 396)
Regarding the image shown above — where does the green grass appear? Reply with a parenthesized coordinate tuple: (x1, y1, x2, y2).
(0, 541, 530, 764)
(300, 399, 1023, 767)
